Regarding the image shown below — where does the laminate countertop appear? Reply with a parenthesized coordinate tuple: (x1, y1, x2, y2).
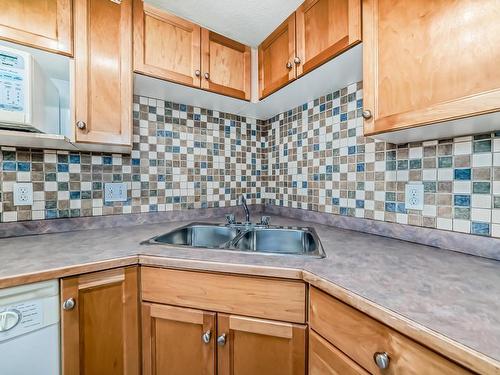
(0, 215, 499, 373)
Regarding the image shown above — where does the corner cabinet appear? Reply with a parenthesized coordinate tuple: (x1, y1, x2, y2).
(73, 0, 133, 151)
(258, 0, 361, 99)
(133, 1, 251, 100)
(60, 267, 140, 375)
(0, 0, 73, 56)
(140, 267, 307, 375)
(363, 0, 500, 139)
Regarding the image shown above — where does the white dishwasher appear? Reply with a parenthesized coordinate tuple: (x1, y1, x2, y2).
(0, 280, 60, 375)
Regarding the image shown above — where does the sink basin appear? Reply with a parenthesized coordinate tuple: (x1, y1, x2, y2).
(230, 227, 324, 257)
(144, 223, 325, 258)
(148, 224, 240, 248)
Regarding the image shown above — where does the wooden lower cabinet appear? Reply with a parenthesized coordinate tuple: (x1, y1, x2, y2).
(217, 314, 306, 375)
(142, 303, 216, 375)
(60, 267, 140, 375)
(141, 304, 306, 375)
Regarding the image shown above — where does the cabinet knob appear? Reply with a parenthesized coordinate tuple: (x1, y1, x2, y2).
(76, 121, 87, 130)
(286, 62, 293, 69)
(202, 330, 211, 344)
(204, 72, 210, 80)
(195, 70, 201, 77)
(217, 333, 226, 347)
(373, 352, 390, 369)
(62, 298, 76, 311)
(294, 57, 301, 65)
(362, 110, 373, 119)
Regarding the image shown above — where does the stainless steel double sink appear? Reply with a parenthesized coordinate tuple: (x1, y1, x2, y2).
(143, 223, 325, 258)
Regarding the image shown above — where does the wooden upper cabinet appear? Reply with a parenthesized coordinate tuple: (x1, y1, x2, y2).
(363, 0, 500, 136)
(133, 0, 201, 87)
(258, 14, 296, 99)
(73, 0, 132, 149)
(0, 0, 73, 55)
(295, 0, 361, 77)
(142, 303, 216, 375)
(201, 29, 251, 100)
(217, 314, 306, 375)
(61, 267, 140, 375)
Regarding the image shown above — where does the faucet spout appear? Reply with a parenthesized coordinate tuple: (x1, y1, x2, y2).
(239, 195, 250, 223)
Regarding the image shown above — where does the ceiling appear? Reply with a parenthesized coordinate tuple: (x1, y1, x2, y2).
(145, 0, 304, 47)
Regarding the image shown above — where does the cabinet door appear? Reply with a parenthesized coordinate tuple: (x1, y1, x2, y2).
(217, 314, 306, 375)
(363, 0, 500, 136)
(61, 267, 140, 375)
(201, 29, 251, 100)
(309, 330, 369, 375)
(258, 14, 296, 99)
(142, 303, 216, 375)
(133, 1, 201, 87)
(73, 0, 132, 148)
(296, 0, 361, 77)
(0, 0, 72, 55)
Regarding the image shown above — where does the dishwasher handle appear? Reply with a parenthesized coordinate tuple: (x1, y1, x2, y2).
(0, 310, 21, 332)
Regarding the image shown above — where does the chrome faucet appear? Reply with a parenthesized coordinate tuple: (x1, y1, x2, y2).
(239, 195, 250, 223)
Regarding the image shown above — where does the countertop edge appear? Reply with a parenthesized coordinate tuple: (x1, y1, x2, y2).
(0, 253, 498, 374)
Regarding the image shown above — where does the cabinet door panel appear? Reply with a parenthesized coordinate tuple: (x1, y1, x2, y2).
(201, 29, 251, 100)
(142, 303, 216, 375)
(74, 0, 132, 147)
(258, 14, 296, 99)
(134, 1, 201, 87)
(296, 0, 361, 76)
(0, 0, 72, 55)
(61, 267, 140, 375)
(217, 314, 306, 375)
(363, 0, 500, 135)
(309, 330, 369, 375)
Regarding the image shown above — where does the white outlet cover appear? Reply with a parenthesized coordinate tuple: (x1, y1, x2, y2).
(405, 183, 424, 210)
(13, 183, 33, 206)
(104, 182, 128, 203)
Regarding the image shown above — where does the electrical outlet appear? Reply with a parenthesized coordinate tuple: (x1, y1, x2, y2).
(13, 183, 33, 206)
(104, 182, 128, 203)
(405, 183, 424, 210)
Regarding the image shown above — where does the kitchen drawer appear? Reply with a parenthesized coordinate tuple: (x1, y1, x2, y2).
(309, 330, 369, 375)
(309, 287, 472, 374)
(141, 267, 306, 323)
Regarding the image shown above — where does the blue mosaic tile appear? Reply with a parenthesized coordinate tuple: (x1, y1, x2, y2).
(2, 161, 16, 171)
(454, 194, 471, 207)
(57, 163, 68, 172)
(471, 222, 490, 236)
(454, 168, 471, 180)
(69, 154, 81, 164)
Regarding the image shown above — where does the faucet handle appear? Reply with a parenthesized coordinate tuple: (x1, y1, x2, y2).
(225, 214, 236, 225)
(260, 216, 271, 226)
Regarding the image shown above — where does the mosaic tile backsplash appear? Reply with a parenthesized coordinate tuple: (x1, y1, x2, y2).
(0, 96, 264, 222)
(1, 82, 500, 239)
(262, 82, 500, 238)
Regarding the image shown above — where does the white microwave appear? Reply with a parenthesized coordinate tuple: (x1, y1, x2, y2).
(0, 45, 60, 134)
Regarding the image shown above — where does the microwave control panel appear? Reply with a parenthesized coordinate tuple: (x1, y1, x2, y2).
(0, 50, 26, 113)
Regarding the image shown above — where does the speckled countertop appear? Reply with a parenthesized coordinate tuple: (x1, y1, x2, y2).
(1, 215, 499, 371)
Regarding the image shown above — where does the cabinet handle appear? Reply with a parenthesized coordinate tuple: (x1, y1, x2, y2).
(202, 330, 211, 344)
(286, 62, 293, 69)
(62, 298, 76, 311)
(195, 70, 201, 77)
(76, 121, 87, 130)
(204, 72, 210, 80)
(373, 352, 390, 369)
(362, 110, 372, 119)
(294, 57, 301, 65)
(217, 333, 226, 346)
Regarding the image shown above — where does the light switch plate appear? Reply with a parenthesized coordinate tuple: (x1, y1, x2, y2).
(104, 182, 128, 202)
(13, 183, 33, 206)
(405, 183, 424, 210)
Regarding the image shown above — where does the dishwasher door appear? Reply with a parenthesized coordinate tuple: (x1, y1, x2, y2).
(0, 280, 60, 375)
